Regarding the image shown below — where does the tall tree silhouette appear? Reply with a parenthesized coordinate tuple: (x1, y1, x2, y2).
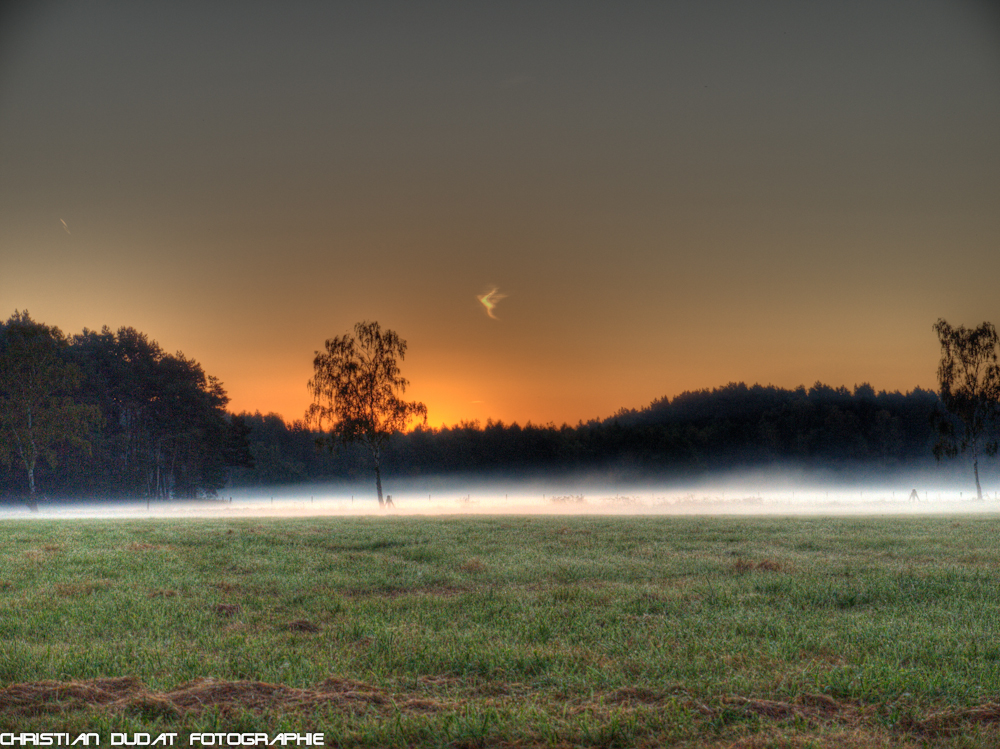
(70, 326, 240, 498)
(932, 318, 1000, 499)
(0, 311, 99, 509)
(307, 321, 427, 508)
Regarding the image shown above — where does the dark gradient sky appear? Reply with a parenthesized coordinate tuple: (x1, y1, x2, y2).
(2, 1, 998, 427)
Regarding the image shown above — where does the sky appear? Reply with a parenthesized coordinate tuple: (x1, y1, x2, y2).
(1, 1, 998, 429)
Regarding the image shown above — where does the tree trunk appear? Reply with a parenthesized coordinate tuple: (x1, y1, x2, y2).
(25, 460, 38, 512)
(370, 442, 385, 508)
(14, 408, 39, 511)
(374, 452, 384, 508)
(971, 434, 984, 500)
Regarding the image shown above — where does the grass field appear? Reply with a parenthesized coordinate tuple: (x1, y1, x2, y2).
(2, 513, 1000, 747)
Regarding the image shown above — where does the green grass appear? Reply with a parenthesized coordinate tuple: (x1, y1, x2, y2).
(3, 514, 1000, 746)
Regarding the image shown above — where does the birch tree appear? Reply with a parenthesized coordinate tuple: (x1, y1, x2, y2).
(306, 321, 427, 508)
(0, 311, 99, 510)
(932, 318, 1000, 499)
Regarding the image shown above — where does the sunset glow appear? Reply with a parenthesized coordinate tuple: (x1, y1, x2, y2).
(1, 2, 998, 427)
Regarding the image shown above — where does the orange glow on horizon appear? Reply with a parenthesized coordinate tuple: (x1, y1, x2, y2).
(224, 355, 941, 433)
(2, 1, 996, 449)
(226, 392, 500, 431)
(226, 375, 513, 430)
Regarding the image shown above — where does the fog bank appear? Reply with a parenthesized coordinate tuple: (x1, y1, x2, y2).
(4, 463, 1000, 520)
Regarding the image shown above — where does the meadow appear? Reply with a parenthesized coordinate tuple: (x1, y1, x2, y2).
(2, 513, 1000, 747)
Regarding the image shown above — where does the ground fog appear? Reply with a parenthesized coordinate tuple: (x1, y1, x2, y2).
(8, 464, 1000, 519)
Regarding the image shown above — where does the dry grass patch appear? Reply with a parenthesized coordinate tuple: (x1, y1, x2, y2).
(602, 686, 667, 706)
(343, 585, 468, 599)
(725, 693, 868, 722)
(905, 702, 1000, 736)
(54, 581, 109, 597)
(726, 727, 905, 749)
(732, 558, 788, 574)
(0, 677, 452, 719)
(147, 588, 178, 598)
(0, 677, 141, 717)
(287, 619, 320, 633)
(799, 648, 847, 667)
(460, 558, 486, 573)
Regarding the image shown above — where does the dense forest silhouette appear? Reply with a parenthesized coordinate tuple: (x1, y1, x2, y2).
(0, 311, 973, 503)
(0, 314, 252, 502)
(229, 382, 943, 488)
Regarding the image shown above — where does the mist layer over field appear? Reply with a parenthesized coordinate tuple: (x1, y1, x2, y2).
(5, 463, 1000, 519)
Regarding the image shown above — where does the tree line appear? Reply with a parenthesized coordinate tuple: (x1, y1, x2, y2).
(3, 313, 997, 506)
(0, 311, 252, 507)
(229, 381, 945, 490)
(276, 318, 995, 498)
